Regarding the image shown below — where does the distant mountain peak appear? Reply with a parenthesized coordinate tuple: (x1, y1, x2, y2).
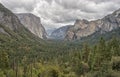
(50, 25, 72, 40)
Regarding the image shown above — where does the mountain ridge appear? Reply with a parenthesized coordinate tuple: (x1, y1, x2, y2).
(64, 8, 120, 40)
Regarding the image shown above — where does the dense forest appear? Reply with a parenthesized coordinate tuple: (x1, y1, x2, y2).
(0, 35, 120, 77)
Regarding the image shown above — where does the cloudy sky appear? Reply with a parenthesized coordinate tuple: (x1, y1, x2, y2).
(0, 0, 120, 30)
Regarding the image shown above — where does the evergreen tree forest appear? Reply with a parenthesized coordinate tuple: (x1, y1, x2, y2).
(0, 36, 120, 77)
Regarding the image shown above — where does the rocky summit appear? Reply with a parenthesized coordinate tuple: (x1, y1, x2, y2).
(65, 8, 120, 40)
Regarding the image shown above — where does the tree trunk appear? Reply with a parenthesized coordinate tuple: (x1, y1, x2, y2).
(30, 64, 32, 77)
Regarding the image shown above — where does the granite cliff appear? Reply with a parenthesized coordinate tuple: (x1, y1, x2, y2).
(65, 8, 120, 40)
(16, 13, 47, 39)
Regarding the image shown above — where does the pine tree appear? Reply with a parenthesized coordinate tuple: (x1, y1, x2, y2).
(0, 50, 9, 69)
(82, 43, 90, 63)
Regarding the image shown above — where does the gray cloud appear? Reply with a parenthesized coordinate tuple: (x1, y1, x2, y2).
(0, 0, 39, 12)
(0, 0, 120, 30)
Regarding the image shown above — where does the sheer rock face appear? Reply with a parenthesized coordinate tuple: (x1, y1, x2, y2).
(50, 25, 72, 40)
(65, 8, 120, 40)
(0, 3, 23, 33)
(16, 13, 47, 39)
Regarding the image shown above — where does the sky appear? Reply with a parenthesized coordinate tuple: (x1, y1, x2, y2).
(0, 0, 120, 30)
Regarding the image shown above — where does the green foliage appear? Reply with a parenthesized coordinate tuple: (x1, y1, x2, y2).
(111, 56, 120, 71)
(0, 23, 120, 77)
(0, 69, 6, 77)
(6, 69, 16, 77)
(0, 51, 9, 69)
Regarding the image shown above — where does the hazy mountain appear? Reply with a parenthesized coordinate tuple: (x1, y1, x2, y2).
(46, 28, 57, 36)
(50, 25, 72, 40)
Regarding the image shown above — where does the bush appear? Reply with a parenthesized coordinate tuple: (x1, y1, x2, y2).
(111, 56, 120, 71)
(74, 61, 89, 76)
(87, 70, 120, 77)
(6, 69, 15, 77)
(0, 69, 6, 77)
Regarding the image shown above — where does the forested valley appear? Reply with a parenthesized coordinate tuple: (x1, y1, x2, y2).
(0, 36, 120, 77)
(0, 1, 120, 77)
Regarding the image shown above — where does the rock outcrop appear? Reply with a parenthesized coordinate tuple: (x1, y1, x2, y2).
(0, 3, 24, 34)
(16, 13, 47, 39)
(65, 8, 120, 40)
